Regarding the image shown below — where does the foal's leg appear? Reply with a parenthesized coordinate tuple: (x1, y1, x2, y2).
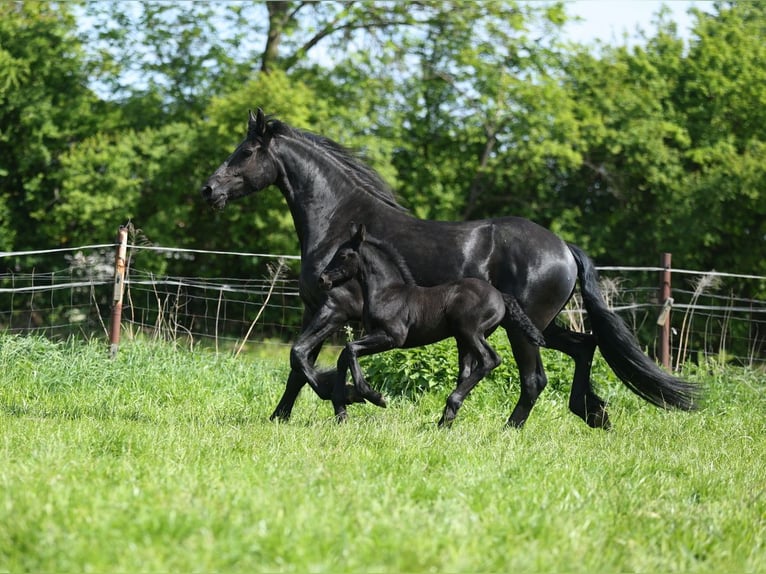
(544, 323, 610, 429)
(333, 331, 396, 421)
(506, 330, 548, 428)
(439, 337, 502, 427)
(438, 343, 475, 427)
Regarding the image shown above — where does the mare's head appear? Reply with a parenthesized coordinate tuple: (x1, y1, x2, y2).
(201, 109, 280, 209)
(319, 224, 367, 291)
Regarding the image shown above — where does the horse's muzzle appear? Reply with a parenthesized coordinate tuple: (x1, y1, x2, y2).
(201, 185, 226, 210)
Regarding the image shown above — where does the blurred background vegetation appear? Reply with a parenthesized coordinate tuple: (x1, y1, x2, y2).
(1, 1, 764, 283)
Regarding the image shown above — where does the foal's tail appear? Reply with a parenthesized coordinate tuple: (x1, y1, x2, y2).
(502, 294, 547, 347)
(567, 244, 700, 410)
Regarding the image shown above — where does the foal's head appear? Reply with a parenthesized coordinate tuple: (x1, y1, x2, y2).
(319, 224, 367, 291)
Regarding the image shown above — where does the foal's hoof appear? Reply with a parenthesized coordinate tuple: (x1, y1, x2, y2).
(437, 414, 454, 428)
(344, 385, 367, 405)
(367, 392, 387, 408)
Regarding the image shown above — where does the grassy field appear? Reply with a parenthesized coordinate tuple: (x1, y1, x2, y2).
(1, 334, 764, 573)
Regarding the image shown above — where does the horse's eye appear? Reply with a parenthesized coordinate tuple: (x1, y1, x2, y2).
(241, 148, 253, 157)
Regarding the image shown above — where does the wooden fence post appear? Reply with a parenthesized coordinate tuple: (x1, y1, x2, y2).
(657, 252, 673, 370)
(109, 226, 129, 358)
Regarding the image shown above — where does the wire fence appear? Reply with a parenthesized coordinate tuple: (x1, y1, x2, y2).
(1, 241, 765, 368)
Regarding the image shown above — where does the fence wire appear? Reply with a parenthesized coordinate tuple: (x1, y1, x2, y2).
(1, 243, 764, 367)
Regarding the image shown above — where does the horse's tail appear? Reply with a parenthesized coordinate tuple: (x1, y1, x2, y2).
(567, 243, 701, 410)
(502, 293, 547, 347)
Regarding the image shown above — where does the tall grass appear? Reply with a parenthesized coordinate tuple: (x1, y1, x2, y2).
(1, 334, 764, 573)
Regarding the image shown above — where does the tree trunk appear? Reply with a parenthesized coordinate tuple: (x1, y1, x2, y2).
(261, 1, 292, 72)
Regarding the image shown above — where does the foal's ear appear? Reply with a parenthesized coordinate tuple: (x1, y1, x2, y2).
(247, 108, 268, 142)
(349, 223, 366, 243)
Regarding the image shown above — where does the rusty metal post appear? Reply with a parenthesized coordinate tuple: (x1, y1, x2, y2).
(109, 226, 129, 358)
(656, 252, 673, 370)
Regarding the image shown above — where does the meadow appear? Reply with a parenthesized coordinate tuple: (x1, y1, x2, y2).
(1, 334, 764, 573)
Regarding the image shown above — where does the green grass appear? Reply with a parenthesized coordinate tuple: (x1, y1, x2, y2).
(1, 334, 764, 573)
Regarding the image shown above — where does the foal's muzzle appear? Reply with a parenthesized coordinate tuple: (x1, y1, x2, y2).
(319, 273, 334, 291)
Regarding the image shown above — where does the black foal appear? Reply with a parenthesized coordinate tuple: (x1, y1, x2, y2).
(319, 224, 545, 426)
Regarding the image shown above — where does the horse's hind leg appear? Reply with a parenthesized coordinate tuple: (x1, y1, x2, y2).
(439, 338, 501, 427)
(544, 323, 610, 429)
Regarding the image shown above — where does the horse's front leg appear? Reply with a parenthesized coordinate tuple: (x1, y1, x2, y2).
(334, 331, 397, 421)
(270, 304, 348, 422)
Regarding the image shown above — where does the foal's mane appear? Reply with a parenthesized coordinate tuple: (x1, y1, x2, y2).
(362, 234, 416, 286)
(266, 118, 408, 213)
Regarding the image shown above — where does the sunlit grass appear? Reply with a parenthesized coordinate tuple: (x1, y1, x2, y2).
(1, 335, 764, 572)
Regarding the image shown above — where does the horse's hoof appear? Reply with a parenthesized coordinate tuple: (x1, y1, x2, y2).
(587, 410, 612, 430)
(335, 411, 348, 424)
(269, 409, 291, 422)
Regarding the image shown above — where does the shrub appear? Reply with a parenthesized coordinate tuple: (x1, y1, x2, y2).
(359, 330, 622, 402)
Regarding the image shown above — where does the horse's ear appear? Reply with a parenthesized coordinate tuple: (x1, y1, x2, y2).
(248, 108, 268, 142)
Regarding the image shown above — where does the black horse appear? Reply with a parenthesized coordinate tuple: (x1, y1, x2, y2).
(319, 223, 546, 425)
(201, 109, 700, 428)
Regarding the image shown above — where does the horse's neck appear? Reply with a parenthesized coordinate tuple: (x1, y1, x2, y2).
(274, 137, 376, 253)
(358, 242, 414, 303)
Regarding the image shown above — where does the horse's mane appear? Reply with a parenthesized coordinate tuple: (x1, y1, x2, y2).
(363, 234, 416, 286)
(266, 118, 408, 213)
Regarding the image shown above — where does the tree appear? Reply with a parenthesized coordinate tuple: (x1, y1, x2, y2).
(78, 1, 262, 126)
(381, 2, 577, 221)
(673, 1, 766, 275)
(536, 1, 766, 275)
(0, 1, 102, 252)
(555, 18, 691, 260)
(7, 0, 764, 284)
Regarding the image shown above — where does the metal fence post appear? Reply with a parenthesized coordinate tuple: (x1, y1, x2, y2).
(109, 226, 129, 358)
(657, 252, 672, 370)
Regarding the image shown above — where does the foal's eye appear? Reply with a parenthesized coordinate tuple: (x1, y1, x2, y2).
(241, 148, 253, 157)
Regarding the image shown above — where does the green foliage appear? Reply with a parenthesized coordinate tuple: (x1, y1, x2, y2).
(78, 1, 263, 122)
(0, 193, 13, 251)
(672, 2, 766, 275)
(552, 2, 766, 273)
(0, 1, 101, 252)
(361, 339, 457, 398)
(361, 331, 620, 402)
(385, 2, 577, 220)
(1, 335, 765, 572)
(2, 0, 765, 334)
